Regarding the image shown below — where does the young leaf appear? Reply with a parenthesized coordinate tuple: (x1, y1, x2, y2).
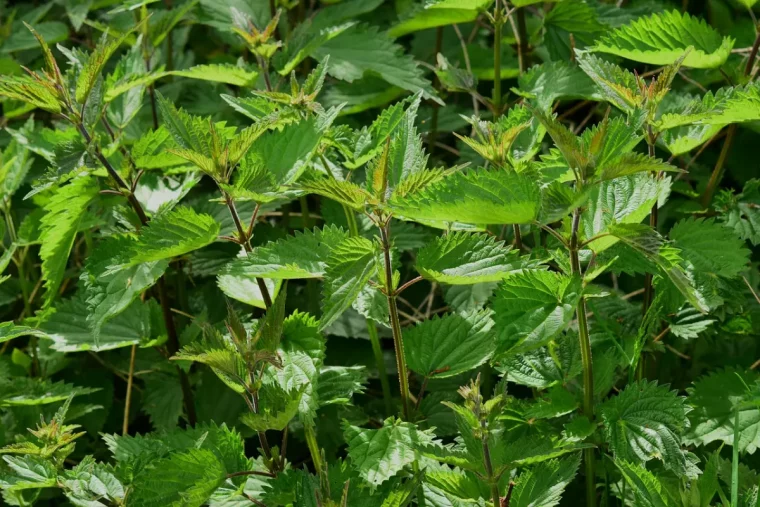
(415, 232, 532, 284)
(76, 30, 133, 104)
(240, 384, 304, 432)
(592, 11, 734, 68)
(125, 206, 220, 265)
(220, 225, 349, 280)
(39, 177, 99, 306)
(319, 237, 378, 331)
(169, 63, 258, 87)
(492, 271, 581, 356)
(716, 179, 760, 245)
(575, 51, 642, 113)
(389, 168, 541, 226)
(388, 0, 492, 37)
(404, 309, 496, 378)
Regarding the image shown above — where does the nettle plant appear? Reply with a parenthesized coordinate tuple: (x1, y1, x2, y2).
(1, 0, 760, 505)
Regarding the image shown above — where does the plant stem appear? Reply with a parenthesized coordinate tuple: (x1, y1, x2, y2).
(325, 152, 393, 415)
(75, 121, 196, 426)
(492, 0, 502, 116)
(379, 220, 411, 420)
(251, 390, 275, 466)
(643, 133, 657, 314)
(304, 424, 323, 476)
(516, 7, 529, 73)
(731, 405, 740, 507)
(222, 191, 272, 309)
(570, 208, 596, 507)
(481, 420, 500, 507)
(428, 27, 444, 155)
(123, 344, 137, 435)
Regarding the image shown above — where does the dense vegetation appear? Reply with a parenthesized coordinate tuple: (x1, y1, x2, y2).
(1, 0, 760, 505)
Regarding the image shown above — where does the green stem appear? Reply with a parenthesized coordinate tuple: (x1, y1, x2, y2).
(570, 208, 596, 507)
(379, 220, 411, 420)
(324, 152, 394, 415)
(304, 424, 323, 477)
(516, 7, 529, 74)
(481, 424, 500, 507)
(492, 0, 502, 116)
(428, 26, 444, 155)
(642, 133, 657, 315)
(731, 405, 740, 507)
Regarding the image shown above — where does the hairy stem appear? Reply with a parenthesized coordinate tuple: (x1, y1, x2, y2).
(122, 344, 137, 435)
(324, 152, 393, 415)
(570, 208, 596, 507)
(481, 422, 500, 507)
(304, 424, 323, 476)
(222, 191, 273, 309)
(516, 7, 529, 73)
(379, 220, 411, 420)
(643, 133, 657, 314)
(428, 26, 444, 155)
(75, 121, 196, 426)
(492, 0, 502, 116)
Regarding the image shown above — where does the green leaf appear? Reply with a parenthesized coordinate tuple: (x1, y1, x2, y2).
(39, 177, 99, 307)
(0, 377, 98, 407)
(657, 82, 760, 129)
(61, 456, 125, 506)
(81, 236, 168, 335)
(0, 323, 48, 345)
(169, 63, 258, 86)
(575, 51, 641, 113)
(240, 383, 304, 432)
(2, 22, 68, 53)
(686, 369, 760, 454)
(217, 273, 280, 309)
(389, 0, 493, 38)
(716, 179, 760, 246)
(614, 459, 674, 507)
(0, 75, 61, 114)
(319, 237, 378, 331)
(76, 30, 133, 104)
(143, 373, 184, 431)
(127, 448, 227, 507)
(40, 296, 160, 352)
(492, 271, 582, 356)
(581, 174, 667, 253)
(516, 60, 602, 111)
(404, 309, 495, 378)
(669, 217, 749, 279)
(0, 456, 57, 491)
(316, 366, 367, 406)
(299, 176, 372, 211)
(600, 380, 689, 474)
(221, 225, 349, 280)
(389, 168, 540, 226)
(510, 454, 581, 507)
(313, 25, 440, 104)
(125, 206, 220, 265)
(343, 418, 433, 486)
(416, 232, 533, 284)
(591, 10, 734, 68)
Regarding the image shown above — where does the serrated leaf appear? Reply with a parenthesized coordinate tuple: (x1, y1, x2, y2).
(39, 177, 99, 307)
(416, 232, 533, 284)
(76, 30, 133, 104)
(686, 369, 760, 454)
(716, 179, 760, 246)
(343, 418, 433, 486)
(492, 271, 581, 356)
(127, 448, 227, 507)
(404, 309, 495, 378)
(389, 0, 493, 38)
(592, 10, 733, 69)
(517, 60, 602, 111)
(600, 380, 689, 474)
(669, 217, 749, 279)
(510, 454, 581, 507)
(614, 459, 674, 507)
(316, 366, 367, 406)
(125, 206, 220, 265)
(0, 456, 58, 491)
(0, 377, 98, 407)
(319, 237, 378, 331)
(314, 25, 440, 104)
(169, 63, 258, 86)
(240, 383, 304, 432)
(299, 176, 372, 211)
(0, 75, 61, 113)
(389, 168, 540, 225)
(40, 296, 159, 352)
(575, 51, 641, 113)
(221, 225, 349, 280)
